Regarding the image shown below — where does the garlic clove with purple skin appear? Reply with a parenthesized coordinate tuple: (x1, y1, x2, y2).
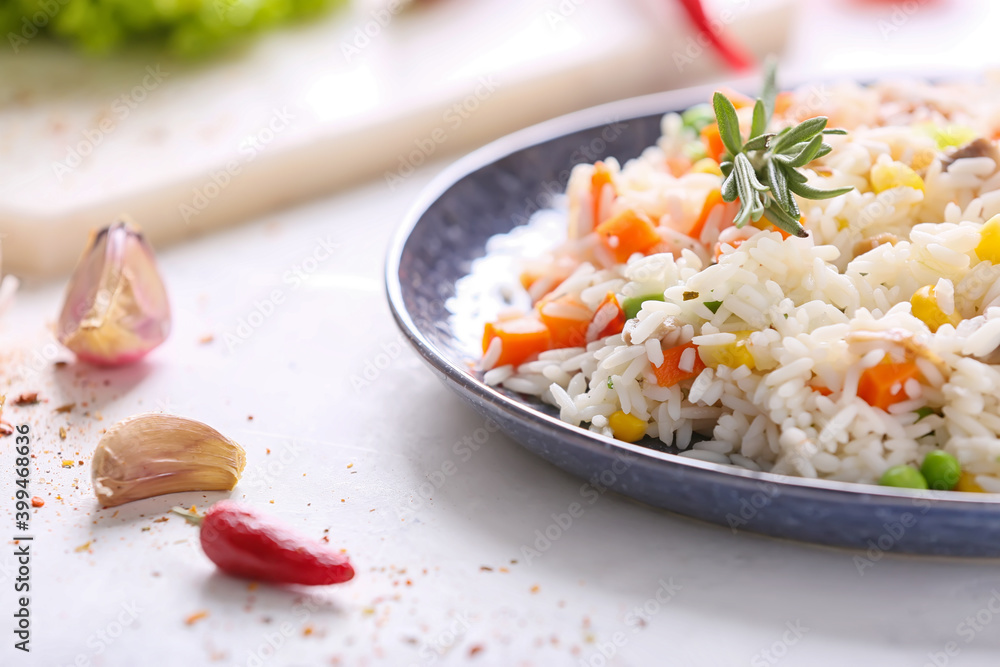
(57, 219, 171, 366)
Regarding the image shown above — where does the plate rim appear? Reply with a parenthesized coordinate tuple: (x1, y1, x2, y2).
(385, 81, 1000, 510)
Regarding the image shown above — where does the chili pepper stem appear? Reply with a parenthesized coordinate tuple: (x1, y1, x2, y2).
(171, 506, 204, 526)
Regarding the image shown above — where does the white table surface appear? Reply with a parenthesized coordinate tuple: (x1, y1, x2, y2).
(3, 160, 1000, 667)
(5, 1, 1000, 666)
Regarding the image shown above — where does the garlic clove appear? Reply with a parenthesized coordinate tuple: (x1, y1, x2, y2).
(58, 219, 171, 366)
(92, 413, 246, 508)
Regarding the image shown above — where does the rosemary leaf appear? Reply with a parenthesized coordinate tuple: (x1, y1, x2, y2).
(713, 92, 743, 157)
(750, 99, 767, 140)
(772, 117, 828, 154)
(786, 180, 854, 200)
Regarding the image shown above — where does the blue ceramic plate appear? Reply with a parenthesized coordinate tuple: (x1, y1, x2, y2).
(385, 82, 1000, 557)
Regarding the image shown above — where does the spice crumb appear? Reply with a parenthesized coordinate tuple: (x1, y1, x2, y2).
(303, 626, 314, 637)
(54, 403, 76, 414)
(74, 541, 92, 553)
(31, 497, 44, 508)
(469, 645, 484, 657)
(346, 463, 353, 469)
(199, 334, 214, 344)
(530, 585, 540, 594)
(185, 611, 209, 626)
(480, 566, 493, 572)
(61, 460, 74, 468)
(59, 427, 67, 440)
(13, 393, 39, 406)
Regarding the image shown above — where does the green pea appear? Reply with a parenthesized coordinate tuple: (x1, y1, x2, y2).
(681, 104, 715, 133)
(879, 465, 928, 490)
(920, 451, 961, 491)
(622, 294, 665, 320)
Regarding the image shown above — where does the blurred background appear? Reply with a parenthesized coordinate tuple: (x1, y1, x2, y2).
(0, 0, 997, 278)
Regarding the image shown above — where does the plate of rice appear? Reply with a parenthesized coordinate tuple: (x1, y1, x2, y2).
(386, 71, 1000, 556)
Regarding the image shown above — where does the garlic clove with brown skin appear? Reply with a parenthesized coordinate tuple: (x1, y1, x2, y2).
(58, 219, 171, 366)
(92, 414, 246, 508)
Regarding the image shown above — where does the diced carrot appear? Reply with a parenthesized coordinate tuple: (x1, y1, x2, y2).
(716, 87, 754, 109)
(666, 155, 692, 177)
(591, 161, 615, 226)
(714, 238, 745, 261)
(519, 271, 539, 290)
(811, 384, 833, 396)
(595, 209, 661, 263)
(774, 91, 794, 116)
(651, 343, 706, 387)
(483, 317, 550, 368)
(688, 188, 725, 241)
(751, 217, 793, 240)
(538, 294, 592, 349)
(593, 292, 626, 339)
(700, 123, 726, 163)
(857, 362, 922, 411)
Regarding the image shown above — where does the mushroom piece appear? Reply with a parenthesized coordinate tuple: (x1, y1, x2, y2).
(941, 138, 1000, 171)
(846, 328, 947, 371)
(852, 232, 899, 258)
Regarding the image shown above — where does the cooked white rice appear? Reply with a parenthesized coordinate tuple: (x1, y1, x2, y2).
(464, 77, 1000, 492)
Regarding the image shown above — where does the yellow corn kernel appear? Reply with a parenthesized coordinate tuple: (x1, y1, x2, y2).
(955, 471, 985, 493)
(608, 410, 647, 442)
(870, 160, 925, 193)
(691, 158, 723, 176)
(910, 285, 960, 333)
(976, 214, 1000, 263)
(698, 331, 755, 370)
(919, 123, 977, 151)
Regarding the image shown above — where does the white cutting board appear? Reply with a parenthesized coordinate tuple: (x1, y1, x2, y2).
(0, 0, 794, 278)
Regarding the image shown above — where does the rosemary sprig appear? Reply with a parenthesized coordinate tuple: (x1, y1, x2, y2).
(715, 61, 853, 237)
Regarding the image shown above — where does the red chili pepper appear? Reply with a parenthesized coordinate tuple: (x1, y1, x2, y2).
(675, 0, 754, 72)
(178, 501, 354, 585)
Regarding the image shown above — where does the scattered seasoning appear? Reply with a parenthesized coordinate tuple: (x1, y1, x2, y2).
(59, 427, 67, 440)
(346, 463, 353, 469)
(75, 541, 92, 553)
(199, 334, 214, 344)
(185, 611, 209, 626)
(682, 291, 699, 301)
(61, 460, 74, 468)
(530, 585, 540, 594)
(30, 497, 44, 508)
(13, 393, 39, 406)
(469, 645, 484, 657)
(153, 517, 169, 523)
(303, 626, 314, 637)
(704, 300, 723, 314)
(247, 415, 253, 421)
(480, 566, 493, 572)
(54, 403, 76, 413)
(606, 377, 614, 389)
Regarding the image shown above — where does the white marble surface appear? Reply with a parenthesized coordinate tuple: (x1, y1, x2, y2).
(1, 160, 999, 667)
(5, 1, 1000, 665)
